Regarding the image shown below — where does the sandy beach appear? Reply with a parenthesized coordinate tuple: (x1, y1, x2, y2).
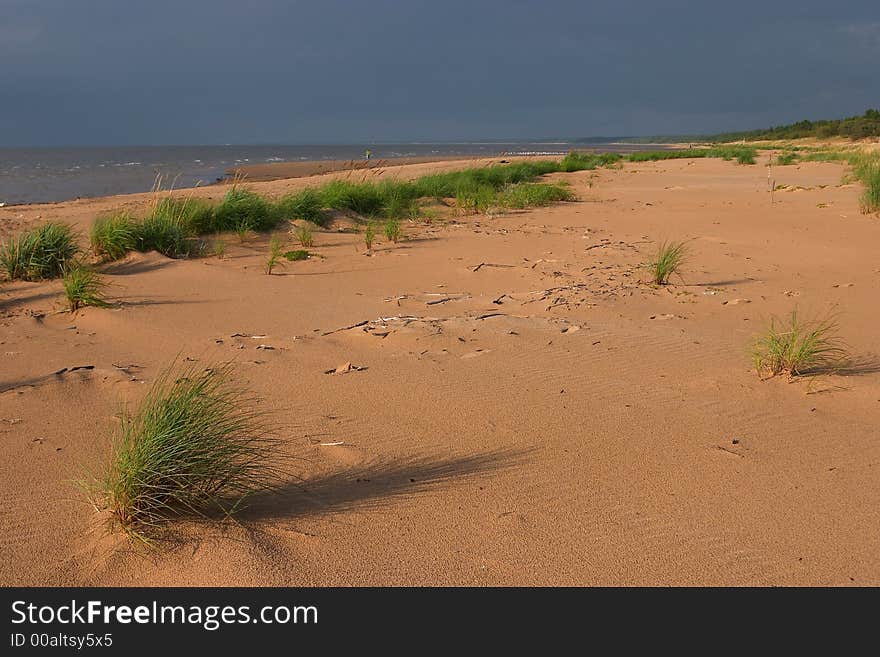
(1, 152, 878, 586)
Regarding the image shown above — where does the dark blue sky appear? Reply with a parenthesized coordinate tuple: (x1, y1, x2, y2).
(1, 0, 878, 145)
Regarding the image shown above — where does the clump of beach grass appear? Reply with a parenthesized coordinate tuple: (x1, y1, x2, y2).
(62, 264, 110, 313)
(276, 188, 325, 225)
(384, 218, 401, 243)
(137, 213, 197, 258)
(92, 361, 281, 543)
(363, 223, 376, 251)
(214, 185, 283, 233)
(648, 240, 688, 285)
(293, 224, 314, 248)
(265, 236, 285, 274)
(0, 222, 78, 281)
(753, 310, 849, 378)
(91, 212, 138, 262)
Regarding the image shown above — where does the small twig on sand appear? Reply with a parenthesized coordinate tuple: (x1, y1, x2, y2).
(472, 262, 517, 272)
(322, 320, 369, 336)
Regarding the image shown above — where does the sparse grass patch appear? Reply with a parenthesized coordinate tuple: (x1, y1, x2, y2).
(0, 222, 78, 281)
(91, 212, 138, 261)
(212, 238, 227, 258)
(776, 151, 799, 166)
(627, 146, 757, 164)
(648, 240, 688, 285)
(384, 218, 401, 243)
(63, 264, 110, 312)
(92, 361, 280, 543)
(753, 311, 849, 378)
(293, 224, 314, 248)
(363, 223, 375, 251)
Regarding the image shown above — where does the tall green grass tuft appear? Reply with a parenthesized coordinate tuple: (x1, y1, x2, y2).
(384, 218, 401, 243)
(276, 188, 325, 225)
(91, 212, 139, 261)
(137, 214, 196, 258)
(855, 157, 880, 214)
(214, 186, 283, 232)
(363, 223, 376, 251)
(753, 311, 849, 377)
(63, 265, 110, 312)
(648, 240, 688, 285)
(93, 361, 281, 542)
(320, 180, 387, 216)
(265, 236, 284, 274)
(0, 222, 78, 281)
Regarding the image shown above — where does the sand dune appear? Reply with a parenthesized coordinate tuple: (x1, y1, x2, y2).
(1, 154, 878, 585)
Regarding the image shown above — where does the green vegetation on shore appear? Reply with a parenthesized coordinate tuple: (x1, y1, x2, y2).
(709, 109, 880, 142)
(577, 109, 880, 144)
(0, 222, 78, 281)
(768, 147, 880, 214)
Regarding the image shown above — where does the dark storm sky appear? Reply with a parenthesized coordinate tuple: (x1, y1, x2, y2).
(0, 0, 878, 145)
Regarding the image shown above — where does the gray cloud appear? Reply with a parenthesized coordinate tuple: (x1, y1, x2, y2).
(0, 0, 877, 145)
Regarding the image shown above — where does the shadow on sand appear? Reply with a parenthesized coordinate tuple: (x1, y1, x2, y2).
(242, 448, 530, 522)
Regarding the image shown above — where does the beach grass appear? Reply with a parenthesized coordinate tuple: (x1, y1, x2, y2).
(384, 218, 401, 243)
(84, 147, 791, 259)
(500, 182, 575, 208)
(265, 236, 285, 274)
(854, 156, 880, 213)
(213, 186, 283, 233)
(753, 311, 849, 378)
(649, 240, 688, 285)
(627, 146, 757, 164)
(91, 212, 139, 262)
(137, 213, 197, 258)
(93, 361, 281, 543)
(62, 264, 110, 312)
(0, 222, 78, 281)
(363, 223, 375, 251)
(293, 224, 314, 248)
(320, 180, 387, 217)
(277, 188, 325, 225)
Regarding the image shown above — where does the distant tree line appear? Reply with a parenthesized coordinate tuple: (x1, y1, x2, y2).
(708, 109, 880, 142)
(575, 109, 880, 144)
